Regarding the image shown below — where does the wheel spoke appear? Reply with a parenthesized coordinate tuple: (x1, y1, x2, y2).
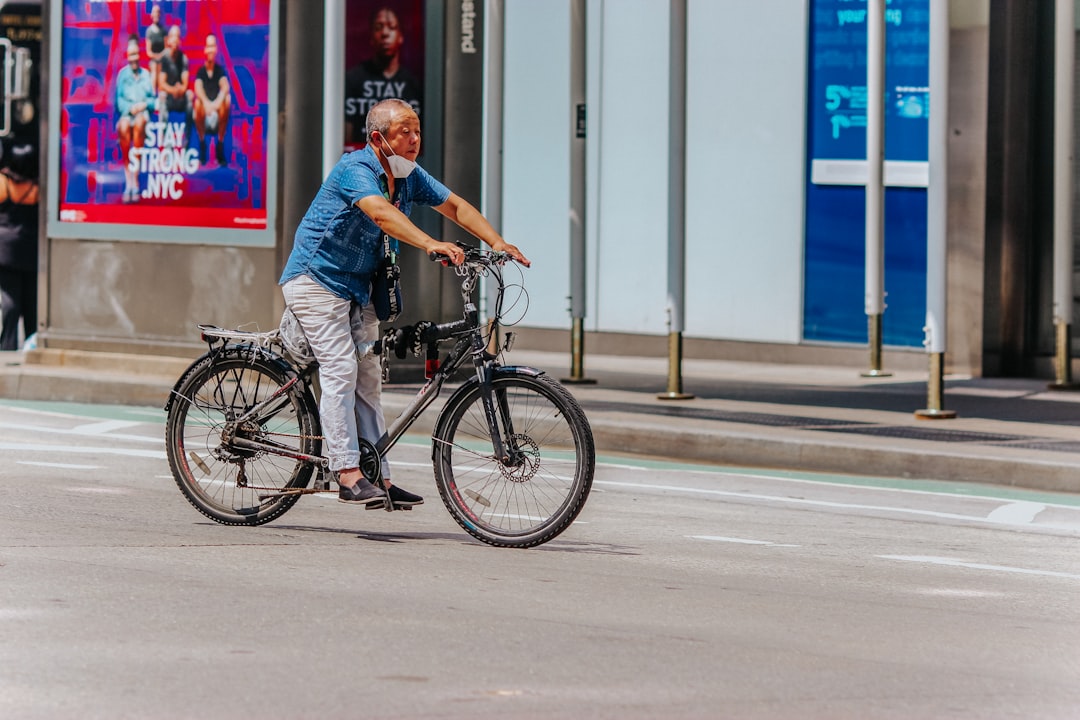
(433, 374, 594, 547)
(166, 354, 318, 525)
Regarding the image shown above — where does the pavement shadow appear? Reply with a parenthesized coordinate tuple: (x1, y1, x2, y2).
(582, 369, 1080, 426)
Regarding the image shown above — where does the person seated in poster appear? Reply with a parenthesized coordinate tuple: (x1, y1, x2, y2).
(115, 37, 156, 203)
(144, 3, 165, 94)
(344, 7, 422, 146)
(156, 25, 193, 135)
(193, 33, 231, 167)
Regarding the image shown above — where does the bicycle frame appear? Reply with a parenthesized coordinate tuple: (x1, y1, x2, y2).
(377, 253, 520, 465)
(187, 249, 523, 491)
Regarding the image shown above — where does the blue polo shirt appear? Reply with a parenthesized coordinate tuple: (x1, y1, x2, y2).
(280, 145, 451, 304)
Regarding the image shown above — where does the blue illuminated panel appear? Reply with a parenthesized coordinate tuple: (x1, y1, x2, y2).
(804, 0, 930, 347)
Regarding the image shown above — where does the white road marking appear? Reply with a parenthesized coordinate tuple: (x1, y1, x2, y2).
(690, 535, 801, 547)
(598, 461, 1080, 512)
(0, 421, 162, 444)
(17, 461, 100, 470)
(878, 555, 1080, 580)
(913, 588, 1007, 599)
(0, 442, 165, 460)
(595, 479, 1080, 530)
(986, 502, 1046, 525)
(71, 420, 143, 434)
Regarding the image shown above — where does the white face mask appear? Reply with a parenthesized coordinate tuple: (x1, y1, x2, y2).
(379, 136, 416, 179)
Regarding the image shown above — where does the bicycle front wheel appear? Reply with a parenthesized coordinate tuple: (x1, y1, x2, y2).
(432, 371, 595, 548)
(165, 352, 320, 525)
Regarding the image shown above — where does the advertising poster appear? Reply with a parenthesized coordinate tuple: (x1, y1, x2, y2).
(803, 0, 930, 347)
(343, 0, 424, 150)
(57, 0, 271, 230)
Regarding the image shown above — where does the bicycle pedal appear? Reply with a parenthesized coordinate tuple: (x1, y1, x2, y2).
(362, 498, 388, 511)
(367, 502, 413, 512)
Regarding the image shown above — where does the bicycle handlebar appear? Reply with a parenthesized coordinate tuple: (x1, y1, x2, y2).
(428, 245, 511, 268)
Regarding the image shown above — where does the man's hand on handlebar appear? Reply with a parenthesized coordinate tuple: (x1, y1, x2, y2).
(427, 239, 531, 268)
(490, 239, 531, 267)
(430, 241, 465, 266)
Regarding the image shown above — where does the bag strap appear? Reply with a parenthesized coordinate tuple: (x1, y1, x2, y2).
(383, 233, 397, 264)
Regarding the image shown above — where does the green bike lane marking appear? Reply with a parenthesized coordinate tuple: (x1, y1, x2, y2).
(5, 398, 1080, 510)
(0, 399, 166, 424)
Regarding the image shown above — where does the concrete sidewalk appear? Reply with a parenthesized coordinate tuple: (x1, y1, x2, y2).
(3, 346, 1080, 494)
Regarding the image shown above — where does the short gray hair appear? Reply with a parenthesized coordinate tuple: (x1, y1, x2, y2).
(365, 99, 415, 142)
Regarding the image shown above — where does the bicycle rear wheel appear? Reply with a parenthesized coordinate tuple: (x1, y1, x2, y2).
(165, 352, 320, 525)
(432, 371, 595, 548)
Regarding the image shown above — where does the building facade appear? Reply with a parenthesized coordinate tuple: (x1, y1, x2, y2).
(26, 0, 1076, 378)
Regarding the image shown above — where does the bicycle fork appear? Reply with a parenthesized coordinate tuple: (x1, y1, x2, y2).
(474, 359, 527, 469)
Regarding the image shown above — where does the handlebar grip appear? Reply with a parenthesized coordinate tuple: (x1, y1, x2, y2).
(430, 242, 479, 265)
(418, 319, 471, 343)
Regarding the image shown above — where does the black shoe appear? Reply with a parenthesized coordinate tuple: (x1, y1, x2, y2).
(216, 143, 227, 166)
(198, 139, 207, 165)
(338, 479, 385, 506)
(386, 483, 424, 508)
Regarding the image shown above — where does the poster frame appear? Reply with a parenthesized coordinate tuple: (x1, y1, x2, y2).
(44, 0, 280, 247)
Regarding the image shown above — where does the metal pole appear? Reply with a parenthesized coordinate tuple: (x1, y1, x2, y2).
(1051, 0, 1077, 389)
(862, 0, 891, 378)
(282, 0, 327, 273)
(659, 0, 692, 401)
(564, 0, 595, 385)
(322, 0, 345, 178)
(916, 0, 956, 419)
(482, 0, 505, 326)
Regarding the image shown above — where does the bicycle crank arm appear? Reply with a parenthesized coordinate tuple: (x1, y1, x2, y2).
(256, 487, 335, 501)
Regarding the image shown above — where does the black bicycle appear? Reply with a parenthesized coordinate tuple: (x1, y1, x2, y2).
(163, 248, 595, 548)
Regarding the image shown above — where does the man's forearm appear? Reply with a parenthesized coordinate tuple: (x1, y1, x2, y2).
(360, 197, 439, 253)
(447, 199, 502, 247)
(380, 215, 438, 253)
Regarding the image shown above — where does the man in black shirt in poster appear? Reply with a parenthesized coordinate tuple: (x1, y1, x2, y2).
(144, 3, 165, 93)
(344, 7, 421, 146)
(193, 33, 231, 166)
(156, 25, 193, 132)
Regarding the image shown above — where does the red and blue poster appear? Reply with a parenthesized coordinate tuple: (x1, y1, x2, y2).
(58, 0, 271, 229)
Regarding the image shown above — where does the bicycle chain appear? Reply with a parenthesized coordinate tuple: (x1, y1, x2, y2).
(259, 429, 324, 441)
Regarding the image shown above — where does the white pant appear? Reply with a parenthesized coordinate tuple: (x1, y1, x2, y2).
(281, 275, 388, 476)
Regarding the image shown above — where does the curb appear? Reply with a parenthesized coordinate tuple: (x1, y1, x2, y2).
(2, 350, 1078, 495)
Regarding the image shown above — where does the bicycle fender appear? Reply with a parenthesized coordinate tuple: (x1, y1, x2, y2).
(164, 351, 215, 413)
(491, 365, 544, 378)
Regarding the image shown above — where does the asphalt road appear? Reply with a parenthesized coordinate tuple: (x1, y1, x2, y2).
(2, 399, 1080, 720)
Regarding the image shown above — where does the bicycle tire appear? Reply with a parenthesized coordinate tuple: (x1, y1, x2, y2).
(165, 350, 320, 525)
(432, 370, 595, 548)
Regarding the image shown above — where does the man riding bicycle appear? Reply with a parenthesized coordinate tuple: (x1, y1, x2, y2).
(279, 98, 530, 508)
